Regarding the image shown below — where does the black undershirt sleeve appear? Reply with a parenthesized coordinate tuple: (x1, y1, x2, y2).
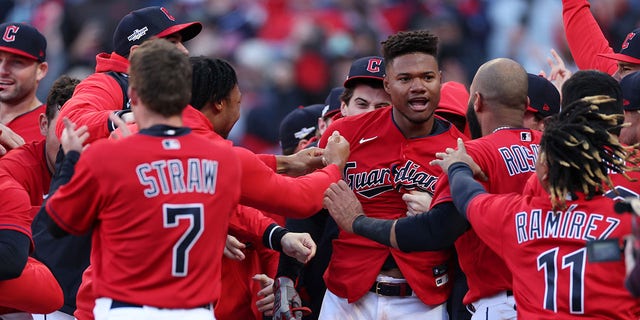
(448, 162, 488, 218)
(43, 149, 81, 238)
(0, 230, 30, 280)
(352, 215, 393, 247)
(394, 202, 471, 252)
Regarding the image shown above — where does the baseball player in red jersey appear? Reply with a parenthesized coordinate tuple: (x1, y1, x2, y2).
(429, 60, 539, 319)
(0, 22, 49, 149)
(561, 0, 640, 146)
(46, 39, 241, 319)
(67, 50, 345, 320)
(55, 6, 201, 142)
(325, 58, 540, 320)
(0, 75, 80, 318)
(562, 0, 640, 80)
(433, 96, 640, 319)
(317, 30, 465, 319)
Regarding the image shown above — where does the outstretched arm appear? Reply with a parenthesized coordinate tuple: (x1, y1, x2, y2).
(430, 138, 488, 216)
(324, 180, 470, 251)
(562, 0, 617, 75)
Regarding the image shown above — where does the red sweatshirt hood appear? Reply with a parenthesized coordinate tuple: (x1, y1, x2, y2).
(94, 52, 129, 73)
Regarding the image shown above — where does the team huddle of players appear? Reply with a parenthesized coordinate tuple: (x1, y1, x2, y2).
(2, 1, 640, 320)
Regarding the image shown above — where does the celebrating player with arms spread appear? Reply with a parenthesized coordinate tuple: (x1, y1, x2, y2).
(317, 30, 466, 319)
(432, 96, 640, 319)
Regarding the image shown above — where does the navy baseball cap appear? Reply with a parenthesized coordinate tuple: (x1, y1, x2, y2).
(344, 56, 385, 88)
(322, 87, 344, 119)
(598, 28, 640, 65)
(526, 73, 560, 118)
(113, 6, 202, 57)
(279, 104, 324, 150)
(621, 71, 640, 111)
(0, 22, 46, 62)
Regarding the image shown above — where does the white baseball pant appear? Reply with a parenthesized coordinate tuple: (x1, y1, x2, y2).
(466, 290, 516, 320)
(318, 275, 448, 320)
(93, 298, 214, 320)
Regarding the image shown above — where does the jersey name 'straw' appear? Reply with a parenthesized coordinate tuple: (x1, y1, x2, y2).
(136, 158, 219, 198)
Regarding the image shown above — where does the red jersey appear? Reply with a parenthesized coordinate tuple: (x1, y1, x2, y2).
(0, 257, 63, 314)
(5, 104, 45, 144)
(432, 128, 541, 304)
(563, 0, 618, 75)
(319, 108, 465, 304)
(56, 52, 129, 142)
(467, 191, 640, 319)
(0, 141, 60, 314)
(0, 140, 51, 247)
(46, 127, 241, 308)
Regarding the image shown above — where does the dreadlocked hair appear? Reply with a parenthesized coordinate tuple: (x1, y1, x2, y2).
(541, 95, 640, 210)
(381, 30, 438, 63)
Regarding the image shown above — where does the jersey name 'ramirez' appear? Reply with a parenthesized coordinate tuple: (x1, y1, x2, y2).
(515, 204, 620, 244)
(136, 158, 219, 197)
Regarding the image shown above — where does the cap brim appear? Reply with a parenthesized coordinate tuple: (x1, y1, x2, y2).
(343, 76, 384, 88)
(323, 109, 341, 120)
(0, 46, 39, 61)
(597, 52, 640, 65)
(526, 106, 539, 113)
(157, 22, 202, 42)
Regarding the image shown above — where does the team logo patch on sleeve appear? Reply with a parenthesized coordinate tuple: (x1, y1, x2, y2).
(162, 139, 181, 150)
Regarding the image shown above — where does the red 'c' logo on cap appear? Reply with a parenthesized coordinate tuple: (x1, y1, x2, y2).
(160, 7, 176, 21)
(622, 32, 636, 50)
(367, 58, 382, 73)
(2, 25, 19, 42)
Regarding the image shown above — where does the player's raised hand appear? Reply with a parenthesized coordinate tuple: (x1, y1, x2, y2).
(253, 274, 275, 316)
(277, 147, 324, 177)
(403, 190, 433, 216)
(324, 180, 364, 233)
(272, 277, 311, 320)
(544, 48, 572, 97)
(280, 232, 316, 264)
(323, 130, 350, 171)
(223, 235, 246, 261)
(60, 117, 89, 154)
(431, 138, 487, 181)
(0, 123, 25, 155)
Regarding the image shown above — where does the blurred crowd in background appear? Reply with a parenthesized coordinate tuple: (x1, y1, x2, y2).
(2, 0, 639, 154)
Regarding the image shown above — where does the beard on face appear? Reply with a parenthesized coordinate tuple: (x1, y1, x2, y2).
(466, 102, 482, 139)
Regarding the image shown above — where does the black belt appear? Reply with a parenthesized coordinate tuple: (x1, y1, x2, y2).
(369, 281, 413, 297)
(111, 299, 211, 310)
